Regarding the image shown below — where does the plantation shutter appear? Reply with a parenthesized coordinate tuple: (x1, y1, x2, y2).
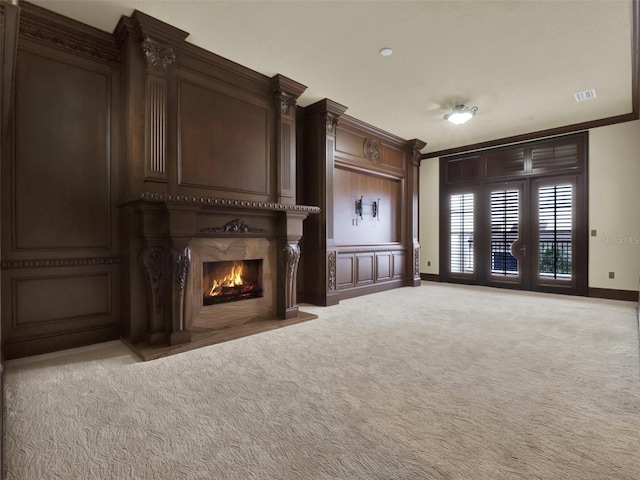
(538, 185, 572, 279)
(490, 189, 519, 276)
(450, 193, 474, 274)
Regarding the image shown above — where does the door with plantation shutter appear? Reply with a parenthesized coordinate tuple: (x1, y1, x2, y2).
(487, 182, 526, 289)
(440, 133, 587, 295)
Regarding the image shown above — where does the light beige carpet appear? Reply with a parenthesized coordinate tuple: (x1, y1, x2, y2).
(5, 282, 640, 479)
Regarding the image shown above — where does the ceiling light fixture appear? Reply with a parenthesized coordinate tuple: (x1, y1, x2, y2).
(379, 48, 393, 57)
(444, 104, 478, 125)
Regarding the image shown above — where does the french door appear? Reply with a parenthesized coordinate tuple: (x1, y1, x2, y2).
(445, 175, 586, 295)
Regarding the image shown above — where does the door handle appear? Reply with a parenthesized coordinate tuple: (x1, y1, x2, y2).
(510, 240, 526, 258)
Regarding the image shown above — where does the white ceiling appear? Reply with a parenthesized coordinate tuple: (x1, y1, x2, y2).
(30, 0, 634, 154)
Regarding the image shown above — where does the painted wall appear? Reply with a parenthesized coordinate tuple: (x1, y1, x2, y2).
(419, 156, 439, 275)
(588, 119, 640, 291)
(418, 119, 640, 292)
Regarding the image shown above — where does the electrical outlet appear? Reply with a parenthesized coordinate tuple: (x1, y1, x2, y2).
(591, 229, 597, 237)
(609, 271, 615, 279)
(427, 261, 431, 266)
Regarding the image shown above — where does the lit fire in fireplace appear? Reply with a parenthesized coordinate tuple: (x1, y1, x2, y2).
(208, 262, 245, 297)
(203, 259, 263, 306)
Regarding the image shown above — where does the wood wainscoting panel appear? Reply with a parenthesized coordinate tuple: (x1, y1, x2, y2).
(337, 254, 355, 289)
(375, 252, 392, 282)
(178, 77, 270, 196)
(12, 50, 111, 251)
(14, 273, 111, 327)
(355, 253, 374, 286)
(1, 263, 121, 358)
(392, 251, 406, 279)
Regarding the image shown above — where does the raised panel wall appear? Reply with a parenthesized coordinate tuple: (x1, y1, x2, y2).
(13, 51, 111, 251)
(1, 4, 121, 359)
(178, 76, 270, 196)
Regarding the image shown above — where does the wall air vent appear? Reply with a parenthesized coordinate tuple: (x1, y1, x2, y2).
(573, 89, 597, 102)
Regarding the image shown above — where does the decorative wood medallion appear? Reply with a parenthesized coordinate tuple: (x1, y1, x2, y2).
(364, 138, 382, 162)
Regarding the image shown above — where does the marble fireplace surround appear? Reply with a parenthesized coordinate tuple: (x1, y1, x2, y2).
(186, 237, 275, 331)
(121, 192, 320, 359)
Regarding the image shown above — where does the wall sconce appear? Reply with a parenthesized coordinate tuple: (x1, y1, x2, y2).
(444, 104, 478, 125)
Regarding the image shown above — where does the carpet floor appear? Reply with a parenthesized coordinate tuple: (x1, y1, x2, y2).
(4, 282, 640, 479)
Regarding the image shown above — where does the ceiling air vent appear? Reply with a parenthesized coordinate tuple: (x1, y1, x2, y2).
(574, 89, 597, 102)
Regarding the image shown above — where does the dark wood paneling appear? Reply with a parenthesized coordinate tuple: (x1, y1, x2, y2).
(13, 50, 111, 251)
(2, 265, 120, 341)
(1, 2, 121, 359)
(335, 126, 404, 173)
(445, 156, 481, 184)
(178, 77, 270, 195)
(14, 273, 111, 326)
(486, 149, 525, 179)
(333, 166, 401, 245)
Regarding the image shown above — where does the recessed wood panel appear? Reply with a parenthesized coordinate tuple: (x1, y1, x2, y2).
(333, 167, 401, 244)
(376, 252, 391, 281)
(335, 127, 404, 173)
(356, 253, 374, 285)
(337, 254, 354, 289)
(14, 273, 111, 326)
(14, 51, 110, 251)
(486, 149, 525, 178)
(392, 252, 406, 278)
(178, 79, 269, 194)
(445, 156, 481, 184)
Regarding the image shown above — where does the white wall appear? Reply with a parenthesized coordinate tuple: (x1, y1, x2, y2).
(418, 119, 640, 291)
(589, 119, 640, 291)
(419, 157, 439, 275)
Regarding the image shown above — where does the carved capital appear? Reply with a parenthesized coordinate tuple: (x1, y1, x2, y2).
(328, 251, 337, 291)
(141, 36, 176, 72)
(276, 92, 296, 116)
(324, 113, 339, 134)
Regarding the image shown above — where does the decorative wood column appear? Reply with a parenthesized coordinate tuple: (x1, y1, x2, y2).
(135, 203, 197, 346)
(300, 99, 348, 306)
(271, 74, 307, 205)
(277, 211, 307, 318)
(405, 139, 427, 286)
(114, 11, 188, 192)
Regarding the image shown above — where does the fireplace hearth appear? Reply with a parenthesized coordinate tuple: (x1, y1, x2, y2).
(203, 259, 263, 305)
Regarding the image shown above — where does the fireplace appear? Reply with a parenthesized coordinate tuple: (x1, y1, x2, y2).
(202, 259, 263, 305)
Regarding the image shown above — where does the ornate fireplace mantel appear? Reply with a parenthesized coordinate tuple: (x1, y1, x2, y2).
(120, 192, 320, 347)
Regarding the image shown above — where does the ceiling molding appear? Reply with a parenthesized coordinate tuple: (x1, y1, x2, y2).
(422, 0, 640, 161)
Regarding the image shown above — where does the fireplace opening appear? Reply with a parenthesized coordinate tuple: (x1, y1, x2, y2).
(202, 259, 263, 306)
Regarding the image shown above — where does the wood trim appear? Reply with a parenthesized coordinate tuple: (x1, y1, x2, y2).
(422, 0, 640, 161)
(420, 273, 440, 282)
(2, 324, 121, 360)
(588, 287, 638, 302)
